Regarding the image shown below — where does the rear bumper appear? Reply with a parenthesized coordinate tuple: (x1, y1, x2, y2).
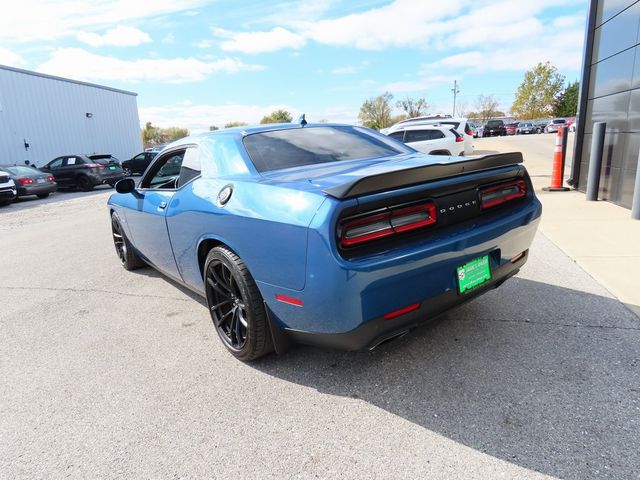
(286, 253, 525, 350)
(17, 183, 58, 196)
(88, 173, 125, 185)
(260, 196, 542, 348)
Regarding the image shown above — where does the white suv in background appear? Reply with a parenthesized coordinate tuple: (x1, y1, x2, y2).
(0, 170, 17, 206)
(387, 116, 475, 155)
(385, 124, 466, 156)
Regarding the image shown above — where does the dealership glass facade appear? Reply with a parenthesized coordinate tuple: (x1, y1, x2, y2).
(572, 0, 640, 208)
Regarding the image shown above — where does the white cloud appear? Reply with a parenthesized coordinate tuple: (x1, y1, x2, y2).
(381, 75, 458, 94)
(0, 47, 25, 67)
(76, 25, 151, 47)
(331, 61, 369, 75)
(297, 0, 472, 50)
(0, 0, 208, 43)
(37, 48, 265, 84)
(161, 33, 175, 44)
(139, 102, 357, 133)
(213, 27, 306, 54)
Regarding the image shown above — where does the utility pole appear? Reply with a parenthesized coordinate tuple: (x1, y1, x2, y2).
(451, 80, 460, 117)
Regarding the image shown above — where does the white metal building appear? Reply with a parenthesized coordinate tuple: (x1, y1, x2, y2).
(0, 65, 142, 167)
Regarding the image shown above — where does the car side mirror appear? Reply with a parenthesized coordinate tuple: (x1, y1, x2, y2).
(115, 178, 136, 194)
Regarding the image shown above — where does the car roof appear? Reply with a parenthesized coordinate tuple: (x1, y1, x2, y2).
(388, 124, 451, 132)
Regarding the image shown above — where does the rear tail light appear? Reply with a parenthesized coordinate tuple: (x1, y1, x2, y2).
(47, 175, 55, 182)
(455, 134, 464, 143)
(86, 163, 102, 169)
(340, 201, 437, 248)
(17, 178, 33, 185)
(479, 180, 526, 209)
(465, 126, 473, 136)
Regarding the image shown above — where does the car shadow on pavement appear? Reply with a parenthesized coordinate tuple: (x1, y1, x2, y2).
(129, 266, 207, 307)
(254, 277, 640, 480)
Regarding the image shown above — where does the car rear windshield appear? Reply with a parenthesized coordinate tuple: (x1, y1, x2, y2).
(88, 154, 118, 165)
(486, 120, 503, 126)
(243, 126, 409, 172)
(1, 166, 39, 175)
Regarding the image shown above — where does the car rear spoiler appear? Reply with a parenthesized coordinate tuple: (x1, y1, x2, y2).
(323, 152, 524, 200)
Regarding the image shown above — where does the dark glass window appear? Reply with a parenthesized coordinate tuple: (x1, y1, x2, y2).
(243, 126, 408, 172)
(47, 158, 63, 169)
(144, 151, 185, 189)
(178, 147, 201, 187)
(404, 130, 445, 143)
(388, 131, 405, 141)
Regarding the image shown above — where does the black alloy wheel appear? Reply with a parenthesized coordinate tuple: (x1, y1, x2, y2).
(204, 247, 273, 361)
(111, 214, 144, 270)
(77, 175, 93, 191)
(123, 167, 132, 177)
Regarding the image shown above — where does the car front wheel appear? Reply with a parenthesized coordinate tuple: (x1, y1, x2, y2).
(204, 246, 273, 361)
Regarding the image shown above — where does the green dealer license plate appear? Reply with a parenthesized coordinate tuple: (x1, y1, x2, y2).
(109, 165, 117, 171)
(457, 255, 491, 294)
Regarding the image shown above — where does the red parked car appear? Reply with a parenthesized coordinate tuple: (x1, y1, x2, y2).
(505, 123, 519, 135)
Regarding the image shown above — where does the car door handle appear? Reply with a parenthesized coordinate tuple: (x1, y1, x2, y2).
(158, 201, 167, 210)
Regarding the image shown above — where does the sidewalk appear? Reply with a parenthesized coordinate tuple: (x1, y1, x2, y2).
(474, 134, 640, 318)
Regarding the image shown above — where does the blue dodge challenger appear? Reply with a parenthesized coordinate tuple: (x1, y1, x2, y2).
(108, 122, 541, 361)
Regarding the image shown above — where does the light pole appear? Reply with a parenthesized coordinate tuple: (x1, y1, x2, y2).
(451, 80, 460, 117)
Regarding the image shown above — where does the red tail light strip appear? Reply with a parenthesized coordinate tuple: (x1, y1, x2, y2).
(479, 180, 526, 209)
(340, 201, 437, 248)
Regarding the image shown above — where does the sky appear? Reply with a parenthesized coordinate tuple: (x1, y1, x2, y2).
(0, 0, 588, 133)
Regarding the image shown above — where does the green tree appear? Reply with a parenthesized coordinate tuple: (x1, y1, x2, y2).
(512, 61, 565, 119)
(224, 121, 248, 128)
(474, 95, 501, 122)
(358, 92, 394, 130)
(260, 109, 293, 124)
(209, 125, 219, 131)
(162, 127, 189, 142)
(555, 81, 579, 117)
(141, 121, 159, 146)
(396, 96, 429, 118)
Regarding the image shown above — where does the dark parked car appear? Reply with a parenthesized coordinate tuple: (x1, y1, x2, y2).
(108, 123, 541, 361)
(40, 154, 125, 191)
(516, 122, 537, 135)
(0, 165, 57, 199)
(121, 151, 158, 176)
(483, 120, 507, 137)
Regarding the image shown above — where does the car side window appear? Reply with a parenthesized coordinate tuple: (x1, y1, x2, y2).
(134, 153, 146, 161)
(48, 158, 63, 169)
(388, 132, 405, 141)
(141, 150, 185, 190)
(405, 130, 443, 143)
(177, 147, 201, 188)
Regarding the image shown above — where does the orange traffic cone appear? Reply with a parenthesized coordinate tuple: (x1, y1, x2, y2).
(543, 127, 570, 191)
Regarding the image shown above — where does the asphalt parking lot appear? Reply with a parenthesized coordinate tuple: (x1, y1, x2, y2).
(2, 146, 640, 479)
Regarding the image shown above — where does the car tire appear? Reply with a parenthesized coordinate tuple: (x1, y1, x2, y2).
(204, 246, 273, 361)
(111, 213, 145, 271)
(36, 193, 49, 199)
(0, 198, 11, 207)
(76, 175, 93, 191)
(123, 167, 132, 177)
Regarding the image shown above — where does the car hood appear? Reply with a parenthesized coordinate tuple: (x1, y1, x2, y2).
(258, 152, 468, 195)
